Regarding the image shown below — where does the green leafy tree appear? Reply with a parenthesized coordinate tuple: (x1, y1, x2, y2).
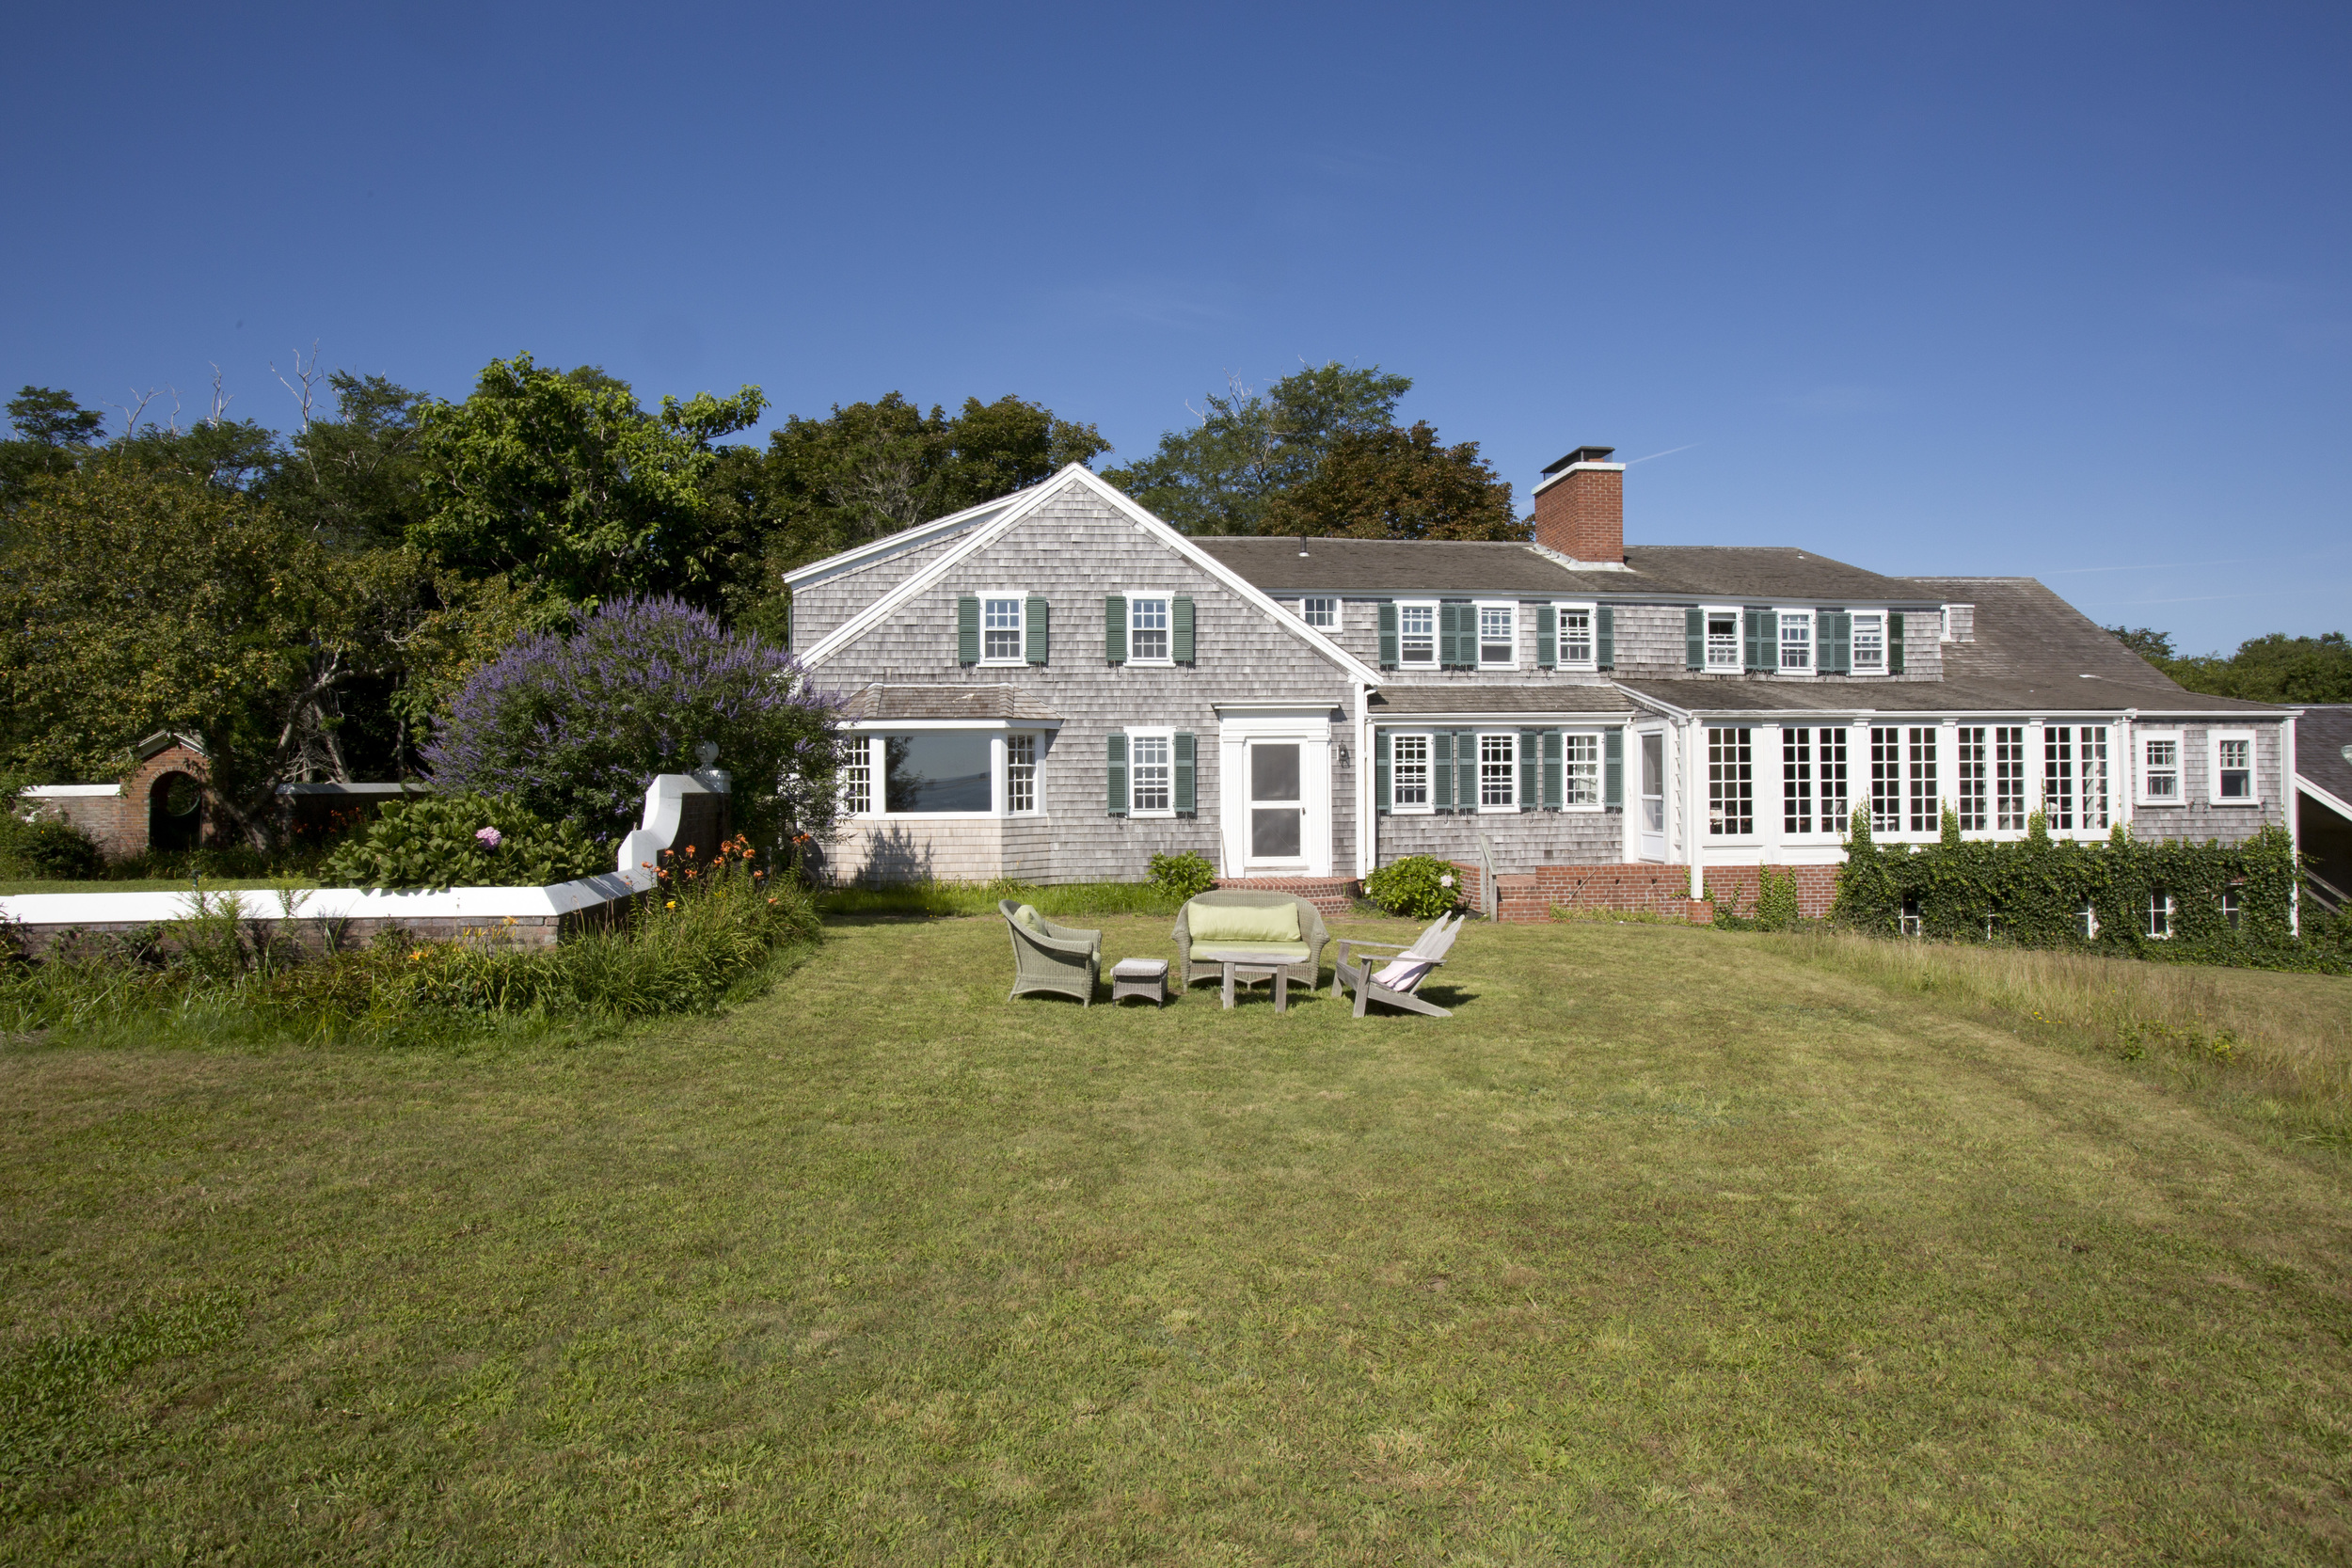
(412, 354, 768, 613)
(2106, 624, 2351, 704)
(1104, 362, 1411, 535)
(1262, 420, 1521, 541)
(263, 372, 432, 548)
(0, 387, 107, 513)
(2106, 626, 2176, 664)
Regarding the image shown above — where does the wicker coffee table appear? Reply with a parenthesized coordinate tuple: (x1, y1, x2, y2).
(1216, 953, 1295, 1013)
(1110, 957, 1168, 1006)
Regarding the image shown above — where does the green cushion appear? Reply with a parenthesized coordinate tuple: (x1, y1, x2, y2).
(1190, 942, 1312, 964)
(1013, 903, 1048, 935)
(1188, 901, 1300, 943)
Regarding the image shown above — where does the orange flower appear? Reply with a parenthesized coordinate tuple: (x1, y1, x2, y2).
(407, 948, 425, 962)
(665, 899, 676, 909)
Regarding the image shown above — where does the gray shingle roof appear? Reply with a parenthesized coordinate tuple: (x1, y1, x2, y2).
(2299, 705, 2352, 807)
(838, 684, 1065, 721)
(1195, 536, 1933, 602)
(1369, 685, 1636, 716)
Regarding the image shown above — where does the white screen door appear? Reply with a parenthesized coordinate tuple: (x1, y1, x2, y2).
(1248, 741, 1303, 862)
(1639, 731, 1666, 861)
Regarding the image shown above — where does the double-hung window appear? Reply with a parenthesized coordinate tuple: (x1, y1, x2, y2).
(1565, 732, 1600, 806)
(1127, 596, 1171, 663)
(1128, 729, 1173, 815)
(1478, 733, 1518, 810)
(1558, 604, 1595, 668)
(1708, 727, 1754, 835)
(1476, 603, 1517, 668)
(2147, 891, 2173, 939)
(980, 596, 1025, 663)
(2209, 730, 2257, 803)
(1994, 726, 2028, 830)
(1300, 596, 1340, 630)
(1391, 733, 1432, 811)
(1956, 726, 1988, 832)
(1778, 610, 1814, 672)
(1784, 727, 1849, 834)
(1868, 727, 1904, 832)
(1851, 612, 1886, 673)
(2137, 729, 2183, 805)
(1397, 602, 1438, 667)
(843, 743, 873, 816)
(1705, 608, 1741, 672)
(1006, 735, 1038, 814)
(1906, 726, 1940, 832)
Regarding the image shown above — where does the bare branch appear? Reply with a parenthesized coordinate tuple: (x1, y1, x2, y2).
(101, 388, 163, 439)
(272, 341, 324, 431)
(206, 364, 235, 427)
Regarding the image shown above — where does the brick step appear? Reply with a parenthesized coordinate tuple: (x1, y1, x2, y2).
(1214, 877, 1360, 920)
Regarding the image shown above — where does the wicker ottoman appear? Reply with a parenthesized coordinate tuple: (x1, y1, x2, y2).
(1110, 958, 1168, 1007)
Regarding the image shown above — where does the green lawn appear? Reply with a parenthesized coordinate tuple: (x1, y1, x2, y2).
(6, 913, 2352, 1563)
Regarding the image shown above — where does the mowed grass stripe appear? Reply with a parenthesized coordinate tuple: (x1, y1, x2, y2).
(2, 915, 2348, 1563)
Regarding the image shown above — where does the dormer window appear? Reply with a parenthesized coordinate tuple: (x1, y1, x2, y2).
(1778, 610, 1813, 672)
(1398, 601, 1437, 666)
(1851, 612, 1886, 672)
(1705, 608, 1740, 672)
(1476, 602, 1517, 668)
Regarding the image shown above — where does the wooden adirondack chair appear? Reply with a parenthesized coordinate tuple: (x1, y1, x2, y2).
(1332, 914, 1466, 1018)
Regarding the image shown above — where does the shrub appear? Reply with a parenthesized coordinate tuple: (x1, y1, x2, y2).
(319, 792, 604, 891)
(1755, 868, 1802, 931)
(1365, 855, 1459, 920)
(1147, 851, 1216, 902)
(425, 595, 850, 846)
(0, 815, 104, 879)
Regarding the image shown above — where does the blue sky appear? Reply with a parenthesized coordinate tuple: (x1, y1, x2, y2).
(5, 1, 2345, 654)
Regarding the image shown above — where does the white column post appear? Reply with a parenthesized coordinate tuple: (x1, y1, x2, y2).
(1686, 718, 1706, 901)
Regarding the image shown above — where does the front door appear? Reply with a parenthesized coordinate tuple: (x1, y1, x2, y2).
(1248, 741, 1304, 863)
(1639, 731, 1666, 861)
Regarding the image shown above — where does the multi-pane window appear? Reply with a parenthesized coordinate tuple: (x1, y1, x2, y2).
(1006, 735, 1037, 814)
(2140, 732, 2181, 802)
(1779, 611, 1813, 672)
(1706, 610, 1740, 671)
(2221, 888, 2242, 929)
(1479, 733, 1517, 809)
(843, 739, 873, 816)
(1130, 734, 1172, 813)
(2147, 892, 2173, 939)
(1560, 607, 1595, 666)
(1870, 727, 1904, 832)
(1995, 726, 2028, 830)
(1785, 727, 1849, 834)
(1300, 596, 1339, 629)
(1708, 727, 1754, 835)
(1478, 605, 1516, 666)
(1391, 734, 1431, 810)
(1907, 726, 1940, 832)
(2045, 725, 2108, 832)
(1128, 597, 1171, 662)
(1565, 733, 1599, 806)
(1399, 604, 1437, 665)
(982, 597, 1024, 661)
(2215, 736, 2254, 801)
(1956, 726, 1988, 832)
(1851, 612, 1885, 672)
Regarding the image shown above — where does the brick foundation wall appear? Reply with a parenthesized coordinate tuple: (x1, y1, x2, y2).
(1448, 861, 1839, 924)
(1214, 877, 1360, 919)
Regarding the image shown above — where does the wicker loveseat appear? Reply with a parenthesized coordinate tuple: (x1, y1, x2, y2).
(1000, 900, 1103, 1005)
(1173, 891, 1329, 994)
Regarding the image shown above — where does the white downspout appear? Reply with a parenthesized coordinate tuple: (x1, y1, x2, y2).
(1356, 682, 1375, 880)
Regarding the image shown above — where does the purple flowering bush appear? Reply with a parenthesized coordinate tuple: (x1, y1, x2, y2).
(425, 596, 848, 846)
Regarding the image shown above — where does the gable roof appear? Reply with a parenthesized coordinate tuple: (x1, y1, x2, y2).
(2297, 705, 2352, 812)
(779, 491, 1025, 592)
(1196, 537, 1932, 603)
(792, 466, 1383, 686)
(840, 684, 1065, 722)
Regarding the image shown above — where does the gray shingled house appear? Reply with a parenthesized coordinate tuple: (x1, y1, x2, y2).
(783, 450, 2307, 921)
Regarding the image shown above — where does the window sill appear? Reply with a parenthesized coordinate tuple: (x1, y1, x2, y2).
(977, 658, 1029, 669)
(2136, 799, 2185, 808)
(1479, 662, 1519, 673)
(1126, 809, 1177, 820)
(1123, 658, 1176, 669)
(1476, 804, 1521, 815)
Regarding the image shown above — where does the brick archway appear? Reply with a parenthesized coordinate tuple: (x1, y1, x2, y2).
(148, 770, 203, 852)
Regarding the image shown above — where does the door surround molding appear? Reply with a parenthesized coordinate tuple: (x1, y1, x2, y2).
(1215, 705, 1336, 879)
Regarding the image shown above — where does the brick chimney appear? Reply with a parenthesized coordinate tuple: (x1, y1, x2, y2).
(1532, 445, 1625, 563)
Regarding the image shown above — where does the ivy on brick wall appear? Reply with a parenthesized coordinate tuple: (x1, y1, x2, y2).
(1830, 808, 2347, 974)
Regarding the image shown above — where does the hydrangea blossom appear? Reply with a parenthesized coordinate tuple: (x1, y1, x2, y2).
(475, 826, 502, 848)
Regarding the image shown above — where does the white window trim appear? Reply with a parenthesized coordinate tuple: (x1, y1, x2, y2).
(1298, 595, 1342, 632)
(1388, 729, 1437, 816)
(1474, 729, 1519, 814)
(1125, 724, 1177, 818)
(1562, 727, 1605, 811)
(2137, 727, 2185, 807)
(1775, 608, 1815, 674)
(2147, 891, 2175, 940)
(1005, 732, 1042, 816)
(1395, 598, 1439, 668)
(1703, 604, 1742, 673)
(2207, 728, 2260, 805)
(1473, 599, 1519, 670)
(977, 590, 1028, 668)
(1850, 610, 1888, 673)
(1122, 591, 1174, 667)
(1554, 601, 1597, 672)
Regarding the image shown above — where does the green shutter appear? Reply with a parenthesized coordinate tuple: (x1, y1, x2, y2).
(1438, 603, 1459, 668)
(1686, 606, 1705, 669)
(1378, 601, 1399, 668)
(1518, 729, 1540, 812)
(1745, 608, 1777, 672)
(1025, 594, 1049, 665)
(1605, 728, 1624, 808)
(1597, 605, 1615, 670)
(1819, 610, 1850, 674)
(1375, 730, 1391, 814)
(1542, 729, 1564, 810)
(1171, 594, 1194, 663)
(1432, 731, 1454, 811)
(1104, 595, 1126, 664)
(1173, 732, 1195, 815)
(1457, 730, 1478, 810)
(1537, 605, 1557, 668)
(1105, 732, 1127, 816)
(957, 595, 979, 665)
(1889, 611, 1906, 674)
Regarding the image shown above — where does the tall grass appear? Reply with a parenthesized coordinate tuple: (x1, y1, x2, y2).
(818, 879, 1183, 921)
(1766, 927, 2352, 1151)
